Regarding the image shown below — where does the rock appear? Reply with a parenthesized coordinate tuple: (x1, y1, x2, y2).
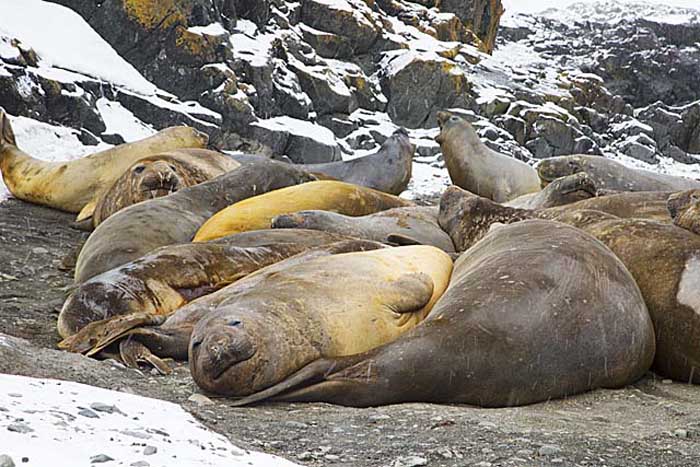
(78, 408, 100, 419)
(538, 444, 562, 456)
(143, 446, 157, 455)
(291, 61, 356, 116)
(673, 429, 689, 438)
(90, 402, 120, 414)
(619, 137, 659, 164)
(438, 0, 505, 53)
(187, 393, 214, 406)
(90, 454, 114, 464)
(130, 462, 149, 467)
(7, 423, 33, 434)
(0, 455, 15, 467)
(392, 455, 428, 467)
(382, 53, 472, 128)
(249, 118, 341, 163)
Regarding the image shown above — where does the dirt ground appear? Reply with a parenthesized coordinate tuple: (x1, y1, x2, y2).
(2, 197, 700, 467)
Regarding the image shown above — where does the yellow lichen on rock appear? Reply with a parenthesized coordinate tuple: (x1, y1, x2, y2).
(122, 0, 189, 31)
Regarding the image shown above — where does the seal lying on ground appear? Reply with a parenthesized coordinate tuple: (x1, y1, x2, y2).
(538, 155, 700, 192)
(77, 241, 388, 372)
(435, 111, 540, 203)
(0, 108, 207, 213)
(302, 129, 414, 195)
(74, 161, 315, 283)
(188, 245, 453, 396)
(437, 188, 700, 383)
(230, 220, 654, 407)
(193, 180, 414, 242)
(272, 206, 455, 252)
(667, 189, 700, 235)
(88, 149, 240, 227)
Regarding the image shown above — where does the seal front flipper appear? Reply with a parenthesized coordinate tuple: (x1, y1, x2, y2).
(383, 272, 434, 316)
(120, 339, 172, 375)
(75, 199, 97, 224)
(386, 233, 424, 247)
(0, 108, 16, 151)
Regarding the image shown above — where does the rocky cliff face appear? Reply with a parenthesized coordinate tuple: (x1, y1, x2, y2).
(0, 0, 698, 199)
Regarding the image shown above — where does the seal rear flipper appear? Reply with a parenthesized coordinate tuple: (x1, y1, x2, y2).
(119, 338, 172, 375)
(229, 354, 367, 407)
(75, 199, 97, 224)
(0, 108, 17, 151)
(386, 233, 424, 246)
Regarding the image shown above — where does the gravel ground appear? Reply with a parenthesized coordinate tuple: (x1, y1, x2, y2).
(2, 198, 700, 467)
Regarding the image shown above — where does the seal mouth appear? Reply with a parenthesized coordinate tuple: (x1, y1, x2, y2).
(210, 348, 258, 382)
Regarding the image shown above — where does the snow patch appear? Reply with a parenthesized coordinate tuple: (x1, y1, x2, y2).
(251, 116, 337, 146)
(188, 22, 228, 36)
(0, 373, 302, 467)
(96, 98, 156, 141)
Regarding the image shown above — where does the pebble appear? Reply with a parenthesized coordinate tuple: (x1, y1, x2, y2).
(539, 444, 562, 456)
(187, 394, 214, 406)
(673, 429, 689, 438)
(516, 449, 533, 456)
(662, 379, 673, 385)
(90, 402, 120, 414)
(285, 421, 308, 429)
(79, 408, 100, 419)
(143, 446, 157, 456)
(392, 455, 428, 467)
(90, 454, 114, 464)
(477, 421, 497, 430)
(130, 462, 149, 467)
(551, 458, 564, 464)
(0, 455, 15, 467)
(474, 462, 492, 467)
(7, 423, 33, 434)
(31, 247, 48, 255)
(297, 452, 313, 461)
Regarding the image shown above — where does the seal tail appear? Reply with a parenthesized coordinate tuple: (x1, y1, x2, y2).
(0, 108, 17, 152)
(229, 354, 366, 407)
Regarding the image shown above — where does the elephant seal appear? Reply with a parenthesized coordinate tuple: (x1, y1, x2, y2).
(74, 160, 315, 283)
(505, 172, 598, 209)
(272, 206, 455, 252)
(437, 190, 700, 384)
(193, 180, 414, 242)
(231, 220, 654, 407)
(89, 149, 240, 227)
(0, 108, 208, 213)
(435, 111, 540, 202)
(302, 129, 414, 195)
(58, 242, 315, 345)
(81, 240, 388, 372)
(189, 245, 453, 396)
(537, 155, 700, 192)
(667, 189, 700, 235)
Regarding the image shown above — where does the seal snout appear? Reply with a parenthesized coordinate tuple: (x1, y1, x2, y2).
(191, 326, 257, 382)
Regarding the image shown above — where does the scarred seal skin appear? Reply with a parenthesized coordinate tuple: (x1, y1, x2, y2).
(537, 154, 700, 192)
(74, 160, 316, 283)
(438, 187, 700, 384)
(188, 245, 453, 397)
(230, 220, 654, 407)
(90, 149, 240, 227)
(193, 180, 414, 242)
(303, 128, 414, 195)
(435, 111, 540, 203)
(0, 107, 208, 214)
(667, 189, 700, 235)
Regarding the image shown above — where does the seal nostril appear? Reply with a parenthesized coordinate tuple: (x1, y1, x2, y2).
(168, 164, 177, 172)
(191, 340, 202, 349)
(227, 320, 242, 327)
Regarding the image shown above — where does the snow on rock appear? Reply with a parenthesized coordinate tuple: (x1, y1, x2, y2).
(0, 0, 157, 95)
(96, 98, 156, 141)
(252, 116, 337, 146)
(0, 373, 303, 467)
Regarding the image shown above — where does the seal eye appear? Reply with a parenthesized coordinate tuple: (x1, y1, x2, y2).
(168, 164, 177, 172)
(133, 165, 146, 174)
(191, 340, 202, 348)
(450, 116, 460, 122)
(227, 320, 242, 327)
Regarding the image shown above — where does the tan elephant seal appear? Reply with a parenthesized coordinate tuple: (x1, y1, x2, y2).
(302, 128, 414, 195)
(537, 154, 700, 192)
(505, 172, 598, 209)
(271, 206, 455, 252)
(193, 180, 414, 242)
(435, 111, 540, 203)
(230, 220, 654, 407)
(667, 189, 700, 235)
(438, 188, 700, 384)
(74, 160, 315, 283)
(0, 108, 207, 214)
(89, 149, 240, 227)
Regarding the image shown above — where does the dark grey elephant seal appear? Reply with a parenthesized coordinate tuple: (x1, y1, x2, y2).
(435, 111, 540, 202)
(436, 189, 700, 384)
(505, 172, 598, 209)
(303, 129, 414, 195)
(271, 206, 455, 252)
(538, 155, 700, 192)
(74, 161, 315, 283)
(230, 220, 654, 407)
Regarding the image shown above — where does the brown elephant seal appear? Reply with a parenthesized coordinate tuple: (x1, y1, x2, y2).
(58, 242, 316, 347)
(667, 189, 700, 235)
(271, 206, 455, 252)
(435, 111, 540, 202)
(89, 149, 240, 227)
(193, 180, 414, 242)
(231, 220, 654, 407)
(537, 155, 700, 192)
(79, 240, 388, 372)
(189, 245, 453, 396)
(505, 172, 598, 209)
(0, 108, 208, 213)
(302, 128, 414, 195)
(74, 160, 315, 283)
(437, 189, 700, 383)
